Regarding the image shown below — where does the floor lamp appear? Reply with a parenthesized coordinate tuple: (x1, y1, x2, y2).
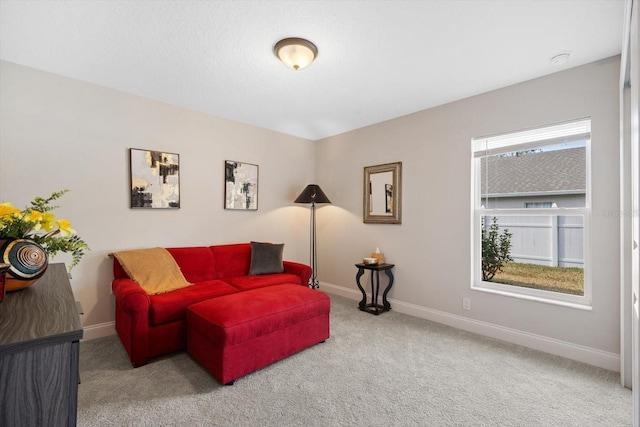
(294, 184, 331, 289)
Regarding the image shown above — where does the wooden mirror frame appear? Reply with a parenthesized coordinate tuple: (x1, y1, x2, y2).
(363, 162, 402, 224)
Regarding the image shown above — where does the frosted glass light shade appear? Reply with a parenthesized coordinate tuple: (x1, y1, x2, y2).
(274, 38, 318, 70)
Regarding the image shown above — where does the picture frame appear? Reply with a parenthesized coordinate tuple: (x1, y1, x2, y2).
(129, 148, 180, 209)
(363, 161, 402, 224)
(224, 160, 258, 210)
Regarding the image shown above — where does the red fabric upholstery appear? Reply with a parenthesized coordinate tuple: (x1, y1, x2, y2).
(148, 320, 188, 359)
(113, 257, 128, 279)
(224, 273, 301, 291)
(187, 284, 330, 384)
(209, 243, 251, 278)
(111, 242, 313, 368)
(188, 284, 329, 345)
(165, 247, 217, 283)
(282, 261, 312, 286)
(112, 278, 151, 367)
(149, 280, 239, 325)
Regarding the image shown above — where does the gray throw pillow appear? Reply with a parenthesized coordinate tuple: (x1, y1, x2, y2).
(249, 241, 284, 275)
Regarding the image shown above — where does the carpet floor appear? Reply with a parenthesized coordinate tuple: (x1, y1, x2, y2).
(77, 294, 631, 426)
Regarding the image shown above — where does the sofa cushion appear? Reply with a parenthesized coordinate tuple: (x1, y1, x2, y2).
(209, 243, 251, 279)
(249, 241, 284, 275)
(224, 273, 302, 291)
(187, 284, 330, 346)
(149, 280, 239, 325)
(166, 247, 217, 283)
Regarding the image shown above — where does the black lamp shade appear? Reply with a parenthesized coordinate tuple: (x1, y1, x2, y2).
(294, 184, 331, 204)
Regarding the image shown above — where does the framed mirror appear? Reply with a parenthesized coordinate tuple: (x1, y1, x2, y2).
(363, 162, 402, 224)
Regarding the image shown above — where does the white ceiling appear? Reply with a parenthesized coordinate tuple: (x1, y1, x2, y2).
(0, 0, 626, 141)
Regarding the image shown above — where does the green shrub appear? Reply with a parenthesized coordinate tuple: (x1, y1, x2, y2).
(482, 217, 513, 281)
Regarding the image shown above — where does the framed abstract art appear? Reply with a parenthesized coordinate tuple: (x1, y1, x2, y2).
(224, 160, 258, 210)
(130, 148, 180, 208)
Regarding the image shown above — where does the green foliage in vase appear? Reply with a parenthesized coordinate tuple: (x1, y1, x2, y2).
(0, 189, 90, 270)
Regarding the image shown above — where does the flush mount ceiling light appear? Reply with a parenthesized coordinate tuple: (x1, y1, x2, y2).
(274, 37, 318, 70)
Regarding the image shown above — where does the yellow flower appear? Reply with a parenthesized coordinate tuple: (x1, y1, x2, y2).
(0, 202, 21, 227)
(57, 219, 76, 236)
(40, 213, 56, 232)
(23, 210, 44, 230)
(0, 202, 21, 218)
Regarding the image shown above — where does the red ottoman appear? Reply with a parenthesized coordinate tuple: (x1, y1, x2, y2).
(186, 283, 330, 385)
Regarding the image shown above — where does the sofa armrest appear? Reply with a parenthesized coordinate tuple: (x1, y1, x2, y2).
(112, 278, 151, 367)
(112, 278, 151, 313)
(283, 261, 312, 286)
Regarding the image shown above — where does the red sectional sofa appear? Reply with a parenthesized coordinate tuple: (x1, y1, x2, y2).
(112, 243, 328, 370)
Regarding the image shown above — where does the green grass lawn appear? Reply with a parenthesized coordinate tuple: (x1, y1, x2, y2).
(492, 262, 584, 295)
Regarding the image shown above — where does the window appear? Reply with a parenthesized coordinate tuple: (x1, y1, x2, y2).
(472, 118, 591, 308)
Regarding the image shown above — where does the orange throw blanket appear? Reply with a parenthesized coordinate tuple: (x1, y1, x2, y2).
(112, 247, 192, 295)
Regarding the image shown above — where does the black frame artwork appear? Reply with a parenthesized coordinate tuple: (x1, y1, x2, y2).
(129, 148, 180, 209)
(224, 160, 258, 210)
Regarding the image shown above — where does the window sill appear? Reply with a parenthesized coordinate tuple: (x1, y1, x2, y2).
(471, 282, 592, 311)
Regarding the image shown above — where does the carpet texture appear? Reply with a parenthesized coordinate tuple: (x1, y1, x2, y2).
(78, 295, 631, 426)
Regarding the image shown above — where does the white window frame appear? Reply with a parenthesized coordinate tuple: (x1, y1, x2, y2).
(471, 118, 592, 309)
(524, 202, 553, 208)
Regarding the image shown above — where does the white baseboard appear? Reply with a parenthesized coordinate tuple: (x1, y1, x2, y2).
(319, 282, 620, 372)
(82, 321, 116, 341)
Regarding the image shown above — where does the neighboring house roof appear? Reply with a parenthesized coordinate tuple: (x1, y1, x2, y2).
(480, 147, 586, 196)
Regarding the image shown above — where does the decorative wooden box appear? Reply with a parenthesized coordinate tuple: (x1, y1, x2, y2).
(371, 252, 385, 264)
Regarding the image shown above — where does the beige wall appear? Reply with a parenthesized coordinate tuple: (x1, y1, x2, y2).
(315, 56, 621, 364)
(0, 60, 315, 330)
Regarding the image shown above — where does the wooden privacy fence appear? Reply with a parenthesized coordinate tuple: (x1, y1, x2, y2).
(485, 215, 584, 268)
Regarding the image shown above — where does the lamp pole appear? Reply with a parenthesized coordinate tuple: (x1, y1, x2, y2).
(294, 184, 331, 289)
(309, 201, 319, 289)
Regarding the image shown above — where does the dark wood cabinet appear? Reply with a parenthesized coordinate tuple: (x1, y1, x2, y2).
(0, 263, 83, 426)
